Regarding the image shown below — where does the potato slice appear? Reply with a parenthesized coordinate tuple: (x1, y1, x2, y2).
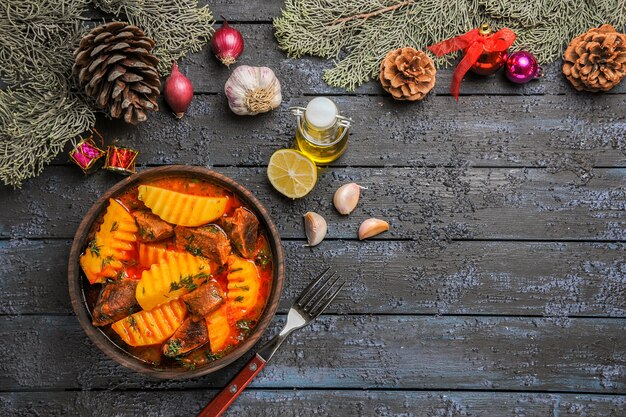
(137, 185, 228, 226)
(111, 299, 187, 346)
(136, 251, 211, 310)
(80, 199, 138, 284)
(226, 255, 261, 320)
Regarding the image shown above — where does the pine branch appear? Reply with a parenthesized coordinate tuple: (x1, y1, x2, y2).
(330, 0, 414, 25)
(275, 0, 626, 91)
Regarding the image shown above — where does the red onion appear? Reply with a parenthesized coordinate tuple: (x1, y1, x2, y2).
(163, 61, 193, 119)
(211, 18, 244, 67)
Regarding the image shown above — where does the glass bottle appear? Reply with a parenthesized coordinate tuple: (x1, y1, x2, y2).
(291, 97, 351, 164)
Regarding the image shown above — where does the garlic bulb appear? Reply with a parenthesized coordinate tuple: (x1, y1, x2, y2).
(358, 218, 389, 240)
(303, 212, 327, 246)
(224, 65, 282, 116)
(334, 183, 364, 215)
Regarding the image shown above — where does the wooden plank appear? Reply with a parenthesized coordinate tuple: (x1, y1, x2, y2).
(2, 239, 624, 317)
(1, 315, 624, 391)
(175, 24, 626, 96)
(64, 93, 626, 169)
(1, 167, 623, 240)
(2, 390, 625, 417)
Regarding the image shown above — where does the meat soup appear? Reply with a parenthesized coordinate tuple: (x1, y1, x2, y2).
(80, 176, 273, 369)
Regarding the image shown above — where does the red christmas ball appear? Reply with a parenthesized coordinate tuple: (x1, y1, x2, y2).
(466, 24, 509, 75)
(469, 49, 508, 75)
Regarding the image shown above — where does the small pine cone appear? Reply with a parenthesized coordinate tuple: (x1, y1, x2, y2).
(563, 24, 626, 92)
(73, 22, 161, 125)
(379, 47, 436, 101)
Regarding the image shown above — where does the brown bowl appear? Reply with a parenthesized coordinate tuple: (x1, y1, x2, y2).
(68, 165, 284, 379)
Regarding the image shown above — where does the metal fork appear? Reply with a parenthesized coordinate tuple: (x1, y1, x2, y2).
(197, 268, 345, 417)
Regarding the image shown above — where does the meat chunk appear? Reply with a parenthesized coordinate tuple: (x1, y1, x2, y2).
(221, 208, 259, 258)
(162, 317, 209, 357)
(175, 225, 231, 265)
(181, 281, 225, 320)
(133, 211, 174, 243)
(92, 279, 139, 326)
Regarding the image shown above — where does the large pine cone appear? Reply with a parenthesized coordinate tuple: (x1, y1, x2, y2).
(379, 48, 436, 101)
(563, 24, 626, 92)
(73, 22, 160, 124)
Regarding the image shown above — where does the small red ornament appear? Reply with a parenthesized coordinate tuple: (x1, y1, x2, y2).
(468, 25, 509, 75)
(428, 24, 516, 99)
(103, 145, 138, 175)
(69, 130, 105, 173)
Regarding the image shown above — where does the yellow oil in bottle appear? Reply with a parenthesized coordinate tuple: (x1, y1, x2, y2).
(292, 97, 351, 164)
(296, 124, 348, 164)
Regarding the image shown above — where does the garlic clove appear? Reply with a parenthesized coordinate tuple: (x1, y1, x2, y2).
(333, 183, 363, 215)
(358, 218, 389, 240)
(303, 212, 327, 246)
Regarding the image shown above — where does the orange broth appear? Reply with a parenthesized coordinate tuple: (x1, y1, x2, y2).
(82, 176, 273, 369)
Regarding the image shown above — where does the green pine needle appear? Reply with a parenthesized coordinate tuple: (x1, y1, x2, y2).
(274, 0, 626, 91)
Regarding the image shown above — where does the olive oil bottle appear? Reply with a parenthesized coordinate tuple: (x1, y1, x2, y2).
(291, 97, 351, 164)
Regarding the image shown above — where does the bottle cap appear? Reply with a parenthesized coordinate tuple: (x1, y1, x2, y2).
(305, 97, 337, 130)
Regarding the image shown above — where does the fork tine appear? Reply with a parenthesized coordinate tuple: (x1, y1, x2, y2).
(300, 271, 336, 310)
(307, 274, 341, 312)
(310, 280, 346, 318)
(295, 267, 332, 306)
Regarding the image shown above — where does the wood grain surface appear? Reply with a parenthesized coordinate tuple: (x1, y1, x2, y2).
(1, 2, 625, 416)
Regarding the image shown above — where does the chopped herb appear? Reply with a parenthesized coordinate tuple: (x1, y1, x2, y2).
(184, 244, 203, 257)
(142, 287, 146, 295)
(110, 221, 119, 232)
(116, 270, 127, 280)
(229, 267, 243, 273)
(88, 239, 101, 257)
(126, 316, 137, 331)
(95, 313, 112, 323)
(236, 319, 254, 333)
(205, 351, 223, 361)
(202, 225, 220, 234)
(235, 285, 250, 291)
(169, 271, 208, 292)
(182, 362, 196, 370)
(138, 225, 155, 240)
(166, 339, 182, 356)
(234, 295, 244, 303)
(255, 249, 270, 267)
(100, 255, 115, 271)
(105, 277, 116, 284)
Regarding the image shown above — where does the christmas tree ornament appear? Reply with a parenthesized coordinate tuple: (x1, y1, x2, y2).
(69, 131, 106, 174)
(562, 24, 626, 92)
(103, 145, 139, 175)
(468, 25, 509, 75)
(73, 22, 161, 125)
(428, 24, 517, 99)
(164, 62, 194, 118)
(505, 51, 542, 84)
(275, 1, 626, 92)
(379, 47, 436, 101)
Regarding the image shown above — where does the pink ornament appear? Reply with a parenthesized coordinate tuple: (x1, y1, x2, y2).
(505, 51, 542, 84)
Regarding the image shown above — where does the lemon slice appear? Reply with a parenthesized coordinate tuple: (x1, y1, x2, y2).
(267, 149, 317, 199)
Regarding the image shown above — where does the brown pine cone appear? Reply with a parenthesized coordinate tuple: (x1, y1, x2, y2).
(562, 24, 626, 92)
(379, 47, 436, 101)
(73, 22, 161, 124)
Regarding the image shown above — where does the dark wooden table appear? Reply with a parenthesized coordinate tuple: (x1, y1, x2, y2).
(2, 3, 625, 416)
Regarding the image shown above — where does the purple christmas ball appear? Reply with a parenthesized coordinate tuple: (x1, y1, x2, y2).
(505, 51, 542, 84)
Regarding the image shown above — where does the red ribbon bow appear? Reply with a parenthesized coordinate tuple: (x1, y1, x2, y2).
(428, 27, 516, 99)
